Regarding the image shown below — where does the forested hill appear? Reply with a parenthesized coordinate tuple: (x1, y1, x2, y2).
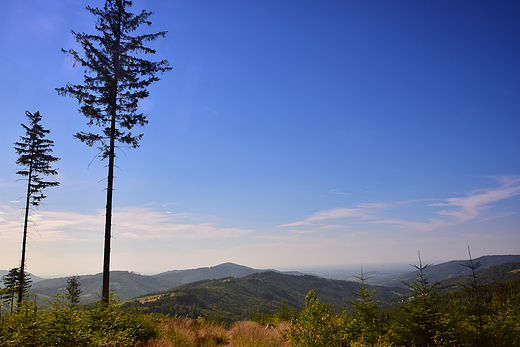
(381, 254, 520, 287)
(123, 271, 408, 323)
(124, 262, 520, 324)
(16, 254, 520, 305)
(30, 271, 179, 304)
(151, 262, 268, 284)
(28, 263, 294, 304)
(436, 261, 520, 293)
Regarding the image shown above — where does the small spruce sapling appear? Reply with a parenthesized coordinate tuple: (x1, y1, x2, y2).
(66, 276, 83, 307)
(349, 266, 381, 346)
(396, 251, 445, 347)
(1, 267, 32, 314)
(461, 245, 489, 346)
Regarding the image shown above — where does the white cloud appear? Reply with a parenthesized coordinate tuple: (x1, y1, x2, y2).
(280, 207, 372, 227)
(317, 224, 348, 230)
(324, 188, 349, 197)
(430, 176, 520, 223)
(290, 229, 320, 235)
(0, 205, 255, 243)
(356, 203, 388, 209)
(367, 218, 448, 233)
(280, 176, 520, 234)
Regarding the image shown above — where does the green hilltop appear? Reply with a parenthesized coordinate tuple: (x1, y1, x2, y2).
(123, 271, 408, 323)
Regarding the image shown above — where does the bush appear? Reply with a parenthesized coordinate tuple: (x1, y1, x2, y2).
(286, 288, 349, 347)
(0, 292, 159, 347)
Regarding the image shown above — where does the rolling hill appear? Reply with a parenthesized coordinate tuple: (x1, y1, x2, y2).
(28, 263, 271, 304)
(151, 262, 266, 284)
(123, 271, 409, 323)
(124, 261, 520, 323)
(15, 254, 520, 306)
(436, 261, 520, 293)
(375, 254, 520, 287)
(30, 271, 179, 304)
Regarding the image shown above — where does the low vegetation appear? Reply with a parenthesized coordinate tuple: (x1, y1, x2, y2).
(1, 261, 519, 346)
(0, 293, 159, 347)
(145, 318, 290, 347)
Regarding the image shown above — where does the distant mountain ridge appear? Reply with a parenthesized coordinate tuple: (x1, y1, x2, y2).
(436, 261, 520, 293)
(381, 254, 520, 287)
(11, 254, 520, 304)
(29, 263, 276, 304)
(152, 262, 265, 285)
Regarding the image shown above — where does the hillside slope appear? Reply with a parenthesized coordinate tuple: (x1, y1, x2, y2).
(380, 254, 520, 287)
(29, 263, 275, 304)
(124, 271, 408, 322)
(152, 262, 263, 284)
(31, 271, 179, 304)
(436, 261, 520, 293)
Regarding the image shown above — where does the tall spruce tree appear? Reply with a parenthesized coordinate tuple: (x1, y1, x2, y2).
(56, 0, 171, 302)
(14, 111, 59, 306)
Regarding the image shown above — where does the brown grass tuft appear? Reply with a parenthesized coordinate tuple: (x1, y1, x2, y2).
(142, 317, 290, 347)
(227, 321, 289, 347)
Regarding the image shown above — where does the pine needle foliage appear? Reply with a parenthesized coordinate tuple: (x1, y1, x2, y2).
(14, 110, 59, 307)
(393, 252, 445, 347)
(1, 268, 32, 315)
(349, 267, 382, 346)
(460, 246, 489, 346)
(66, 276, 83, 307)
(56, 0, 171, 303)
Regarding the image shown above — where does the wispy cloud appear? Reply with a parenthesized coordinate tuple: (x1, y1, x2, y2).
(280, 176, 520, 233)
(0, 179, 16, 188)
(279, 207, 372, 227)
(356, 203, 388, 209)
(0, 205, 255, 242)
(430, 176, 520, 223)
(367, 218, 447, 233)
(395, 198, 440, 204)
(323, 188, 349, 197)
(113, 207, 254, 239)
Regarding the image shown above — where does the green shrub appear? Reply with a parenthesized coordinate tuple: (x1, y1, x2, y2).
(0, 292, 159, 347)
(286, 288, 349, 347)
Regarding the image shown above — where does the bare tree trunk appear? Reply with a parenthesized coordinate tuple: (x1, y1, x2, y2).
(102, 120, 115, 304)
(18, 159, 33, 306)
(101, 0, 122, 304)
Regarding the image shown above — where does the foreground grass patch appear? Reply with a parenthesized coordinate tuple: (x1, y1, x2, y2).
(144, 317, 290, 347)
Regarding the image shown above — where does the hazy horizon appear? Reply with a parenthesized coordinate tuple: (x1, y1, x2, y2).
(5, 254, 519, 280)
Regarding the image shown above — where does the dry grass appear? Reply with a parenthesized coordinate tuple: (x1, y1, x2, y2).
(227, 320, 290, 347)
(143, 317, 290, 347)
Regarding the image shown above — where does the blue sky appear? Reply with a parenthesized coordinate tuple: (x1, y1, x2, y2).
(1, 0, 519, 277)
